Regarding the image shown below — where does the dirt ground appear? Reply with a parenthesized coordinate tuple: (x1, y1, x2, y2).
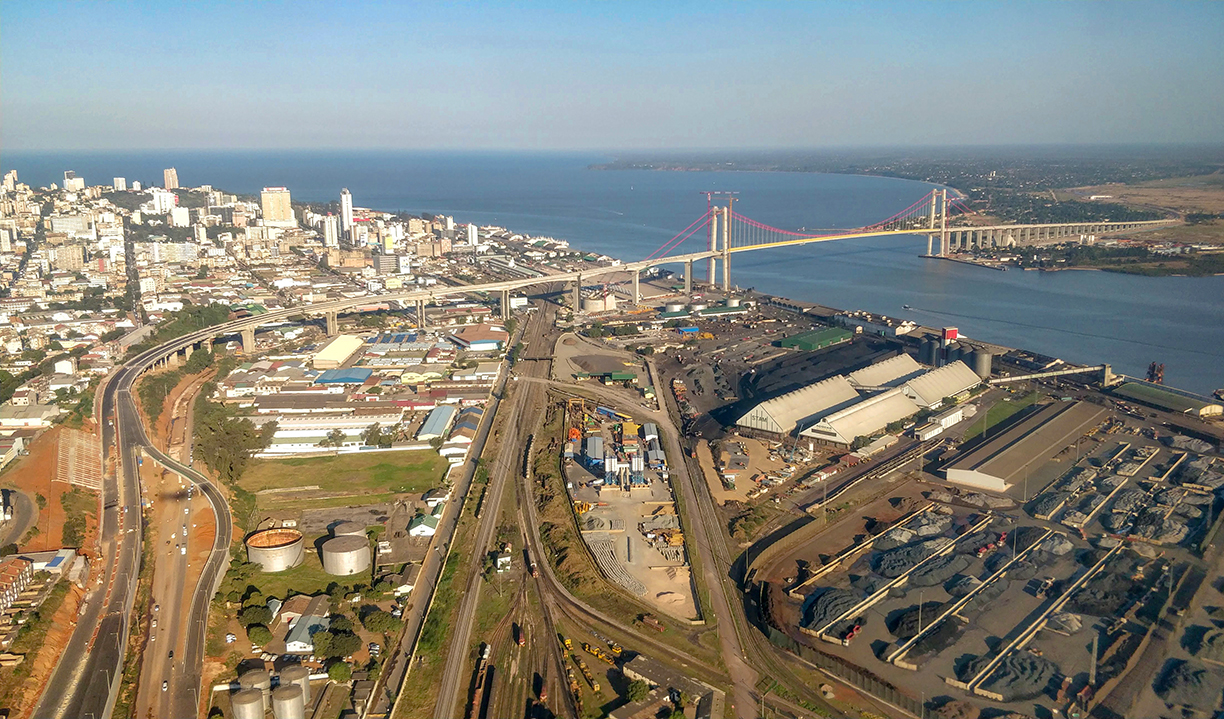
(1074, 177, 1224, 215)
(10, 583, 85, 719)
(1, 427, 99, 555)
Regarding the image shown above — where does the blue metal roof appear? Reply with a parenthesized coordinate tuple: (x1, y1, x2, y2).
(314, 367, 374, 384)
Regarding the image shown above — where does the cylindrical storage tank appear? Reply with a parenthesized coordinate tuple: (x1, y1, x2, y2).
(972, 350, 993, 379)
(920, 339, 938, 367)
(321, 535, 371, 576)
(230, 689, 264, 719)
(726, 298, 741, 307)
(331, 521, 365, 537)
(664, 302, 685, 313)
(945, 343, 962, 364)
(689, 303, 707, 312)
(245, 528, 304, 573)
(279, 664, 312, 703)
(239, 669, 272, 712)
(272, 684, 306, 719)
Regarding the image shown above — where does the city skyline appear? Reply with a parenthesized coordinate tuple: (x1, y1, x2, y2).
(4, 1, 1223, 151)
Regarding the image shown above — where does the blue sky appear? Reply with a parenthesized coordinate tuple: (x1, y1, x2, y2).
(3, 1, 1223, 150)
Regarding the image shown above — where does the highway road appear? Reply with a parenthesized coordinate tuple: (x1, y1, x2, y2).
(32, 341, 233, 719)
(433, 304, 553, 719)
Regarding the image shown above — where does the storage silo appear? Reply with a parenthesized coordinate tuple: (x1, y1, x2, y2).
(945, 342, 963, 364)
(272, 684, 305, 719)
(239, 669, 272, 712)
(331, 521, 366, 538)
(689, 303, 707, 312)
(726, 298, 741, 308)
(279, 664, 312, 703)
(245, 528, 305, 573)
(321, 535, 371, 576)
(664, 302, 686, 313)
(971, 350, 993, 379)
(230, 689, 264, 719)
(919, 338, 938, 367)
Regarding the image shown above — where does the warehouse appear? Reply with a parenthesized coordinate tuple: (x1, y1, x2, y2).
(417, 405, 458, 441)
(942, 400, 1107, 492)
(1112, 382, 1223, 418)
(847, 353, 924, 388)
(800, 388, 919, 447)
(736, 375, 861, 436)
(899, 360, 982, 408)
(312, 334, 366, 369)
(313, 367, 374, 385)
(778, 327, 853, 352)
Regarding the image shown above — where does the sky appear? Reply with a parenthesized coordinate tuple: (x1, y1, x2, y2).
(3, 1, 1224, 151)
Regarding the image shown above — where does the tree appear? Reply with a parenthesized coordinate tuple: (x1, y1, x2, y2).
(238, 605, 272, 628)
(311, 631, 333, 657)
(327, 661, 352, 682)
(319, 428, 346, 448)
(362, 423, 383, 447)
(627, 679, 650, 703)
(361, 609, 399, 634)
(246, 624, 272, 645)
(325, 631, 361, 658)
(329, 615, 355, 633)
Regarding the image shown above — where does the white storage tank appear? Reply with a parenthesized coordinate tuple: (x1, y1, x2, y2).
(230, 689, 264, 719)
(664, 302, 686, 313)
(238, 669, 272, 712)
(272, 684, 306, 719)
(726, 298, 741, 307)
(321, 535, 371, 576)
(279, 663, 312, 703)
(331, 521, 366, 537)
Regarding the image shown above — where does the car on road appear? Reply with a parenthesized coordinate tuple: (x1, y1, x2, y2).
(168, 650, 173, 658)
(154, 604, 159, 612)
(162, 681, 168, 691)
(180, 546, 186, 555)
(152, 619, 157, 628)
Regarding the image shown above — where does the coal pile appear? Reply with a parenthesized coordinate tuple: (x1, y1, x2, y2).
(1029, 492, 1068, 518)
(910, 554, 972, 587)
(802, 588, 859, 629)
(1068, 570, 1135, 616)
(969, 653, 1060, 702)
(1155, 659, 1224, 711)
(1132, 508, 1189, 544)
(888, 601, 946, 640)
(872, 538, 948, 578)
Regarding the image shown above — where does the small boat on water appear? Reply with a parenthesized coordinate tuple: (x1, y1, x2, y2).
(902, 304, 912, 310)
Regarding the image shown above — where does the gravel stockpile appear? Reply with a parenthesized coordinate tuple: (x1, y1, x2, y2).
(946, 574, 981, 597)
(873, 538, 948, 578)
(971, 653, 1060, 702)
(910, 554, 972, 587)
(1037, 534, 1074, 556)
(1191, 629, 1224, 665)
(1011, 526, 1049, 553)
(1112, 489, 1147, 514)
(1068, 571, 1134, 616)
(1155, 660, 1223, 711)
(1078, 493, 1106, 513)
(1046, 612, 1082, 634)
(1029, 492, 1068, 518)
(1133, 508, 1189, 544)
(874, 527, 915, 550)
(802, 588, 859, 629)
(888, 601, 946, 639)
(1166, 435, 1215, 454)
(1098, 474, 1126, 489)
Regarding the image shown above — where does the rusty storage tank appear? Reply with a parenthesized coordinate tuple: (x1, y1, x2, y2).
(272, 684, 305, 719)
(245, 528, 304, 573)
(238, 669, 272, 712)
(279, 663, 312, 703)
(321, 535, 371, 576)
(971, 349, 993, 379)
(230, 689, 264, 719)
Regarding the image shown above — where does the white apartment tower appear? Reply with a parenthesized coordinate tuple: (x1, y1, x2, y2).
(323, 214, 340, 248)
(340, 188, 354, 237)
(113, 177, 127, 191)
(260, 187, 295, 227)
(164, 167, 179, 190)
(466, 223, 478, 244)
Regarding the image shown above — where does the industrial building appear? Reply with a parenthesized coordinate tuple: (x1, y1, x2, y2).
(447, 323, 509, 351)
(846, 353, 925, 388)
(899, 361, 982, 408)
(778, 327, 853, 352)
(313, 367, 374, 385)
(736, 375, 861, 436)
(800, 387, 919, 446)
(416, 404, 458, 441)
(311, 334, 365, 369)
(1112, 382, 1223, 418)
(942, 401, 1108, 492)
(282, 596, 330, 653)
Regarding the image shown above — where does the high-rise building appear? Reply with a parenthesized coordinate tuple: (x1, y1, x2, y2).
(340, 188, 354, 238)
(466, 223, 478, 244)
(260, 187, 295, 227)
(63, 171, 85, 192)
(132, 180, 142, 191)
(2, 170, 16, 192)
(113, 177, 127, 191)
(170, 207, 192, 227)
(164, 167, 179, 190)
(322, 214, 340, 248)
(149, 189, 177, 214)
(444, 216, 455, 232)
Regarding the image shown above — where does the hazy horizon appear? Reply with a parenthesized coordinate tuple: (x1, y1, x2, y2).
(4, 1, 1223, 151)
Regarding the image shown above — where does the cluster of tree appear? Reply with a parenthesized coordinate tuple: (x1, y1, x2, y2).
(1186, 212, 1223, 224)
(585, 322, 640, 338)
(193, 389, 275, 485)
(128, 302, 233, 357)
(137, 346, 218, 422)
(972, 190, 1163, 224)
(359, 607, 400, 634)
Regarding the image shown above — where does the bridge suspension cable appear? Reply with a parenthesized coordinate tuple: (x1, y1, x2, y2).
(644, 210, 713, 260)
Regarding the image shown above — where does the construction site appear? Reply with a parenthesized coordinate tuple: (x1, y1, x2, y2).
(747, 392, 1224, 719)
(561, 399, 700, 621)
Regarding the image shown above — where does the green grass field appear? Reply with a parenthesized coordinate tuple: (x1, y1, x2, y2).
(964, 391, 1039, 440)
(239, 450, 450, 510)
(247, 550, 340, 600)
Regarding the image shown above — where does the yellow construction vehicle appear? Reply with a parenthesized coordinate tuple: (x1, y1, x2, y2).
(583, 643, 616, 666)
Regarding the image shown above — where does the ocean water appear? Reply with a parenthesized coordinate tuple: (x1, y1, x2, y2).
(5, 150, 1223, 394)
